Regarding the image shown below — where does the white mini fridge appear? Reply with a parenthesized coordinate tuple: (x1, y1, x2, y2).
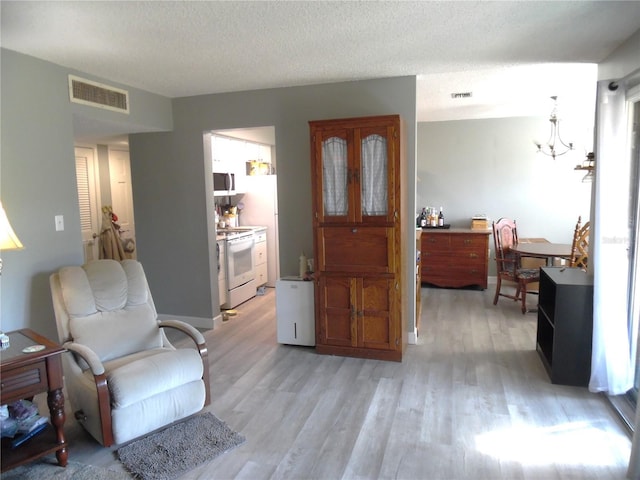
(276, 276, 315, 346)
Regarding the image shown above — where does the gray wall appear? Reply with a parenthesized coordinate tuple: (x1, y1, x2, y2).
(417, 116, 594, 276)
(1, 48, 418, 339)
(130, 78, 418, 328)
(0, 49, 173, 339)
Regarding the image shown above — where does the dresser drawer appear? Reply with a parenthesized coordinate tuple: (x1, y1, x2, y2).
(451, 234, 487, 252)
(423, 253, 485, 268)
(421, 233, 450, 253)
(254, 230, 267, 243)
(255, 240, 267, 265)
(0, 361, 48, 402)
(423, 266, 487, 288)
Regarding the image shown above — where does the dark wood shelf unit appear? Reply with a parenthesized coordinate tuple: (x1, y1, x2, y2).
(0, 329, 67, 472)
(536, 267, 594, 386)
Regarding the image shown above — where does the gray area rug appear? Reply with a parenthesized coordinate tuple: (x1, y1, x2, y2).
(2, 459, 131, 480)
(116, 412, 245, 480)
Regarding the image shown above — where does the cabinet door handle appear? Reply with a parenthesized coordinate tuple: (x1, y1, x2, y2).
(352, 228, 358, 233)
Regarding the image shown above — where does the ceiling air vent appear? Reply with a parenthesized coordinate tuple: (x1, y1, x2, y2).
(68, 75, 129, 114)
(450, 92, 473, 99)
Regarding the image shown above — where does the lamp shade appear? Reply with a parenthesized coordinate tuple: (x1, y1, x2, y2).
(0, 202, 24, 251)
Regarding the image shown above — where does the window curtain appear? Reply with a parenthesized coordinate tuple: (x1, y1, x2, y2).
(322, 137, 348, 215)
(361, 134, 388, 215)
(590, 79, 633, 396)
(627, 82, 640, 480)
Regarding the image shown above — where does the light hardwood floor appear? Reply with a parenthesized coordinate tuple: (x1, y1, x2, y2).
(38, 285, 632, 479)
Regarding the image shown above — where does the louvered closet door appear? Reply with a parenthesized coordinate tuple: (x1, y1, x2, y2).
(75, 147, 100, 262)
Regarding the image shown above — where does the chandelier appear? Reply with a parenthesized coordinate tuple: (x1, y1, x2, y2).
(535, 96, 573, 160)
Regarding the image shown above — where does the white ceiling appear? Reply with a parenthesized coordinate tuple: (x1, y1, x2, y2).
(2, 1, 640, 136)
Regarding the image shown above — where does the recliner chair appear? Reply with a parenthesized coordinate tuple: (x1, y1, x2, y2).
(50, 259, 210, 446)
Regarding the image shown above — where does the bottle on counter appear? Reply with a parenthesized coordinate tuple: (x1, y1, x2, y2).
(438, 207, 444, 227)
(430, 207, 437, 227)
(419, 208, 427, 227)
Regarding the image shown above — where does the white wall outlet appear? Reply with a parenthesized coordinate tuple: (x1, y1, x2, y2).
(55, 215, 64, 231)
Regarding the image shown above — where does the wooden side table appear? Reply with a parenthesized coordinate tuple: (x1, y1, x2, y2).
(0, 329, 67, 472)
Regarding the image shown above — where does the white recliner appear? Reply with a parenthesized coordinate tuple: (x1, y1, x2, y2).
(50, 259, 210, 446)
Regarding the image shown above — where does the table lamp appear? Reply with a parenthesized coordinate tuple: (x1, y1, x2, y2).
(0, 201, 24, 274)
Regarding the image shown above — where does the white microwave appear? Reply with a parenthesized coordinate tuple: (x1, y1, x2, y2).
(213, 172, 235, 196)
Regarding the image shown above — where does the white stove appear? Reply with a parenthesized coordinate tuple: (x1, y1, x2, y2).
(217, 227, 256, 309)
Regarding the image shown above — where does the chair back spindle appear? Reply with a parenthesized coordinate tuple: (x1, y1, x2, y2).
(570, 216, 590, 269)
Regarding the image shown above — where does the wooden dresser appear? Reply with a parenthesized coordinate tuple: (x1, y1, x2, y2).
(421, 228, 490, 289)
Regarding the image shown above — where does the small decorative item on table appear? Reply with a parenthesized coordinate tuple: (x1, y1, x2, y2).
(471, 214, 489, 230)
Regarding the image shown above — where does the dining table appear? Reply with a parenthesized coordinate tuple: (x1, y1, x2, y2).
(512, 240, 573, 267)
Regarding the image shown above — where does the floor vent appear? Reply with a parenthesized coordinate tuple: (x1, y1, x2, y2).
(68, 75, 129, 114)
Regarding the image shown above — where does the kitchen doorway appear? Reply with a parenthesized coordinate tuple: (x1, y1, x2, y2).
(208, 125, 280, 292)
(74, 141, 137, 263)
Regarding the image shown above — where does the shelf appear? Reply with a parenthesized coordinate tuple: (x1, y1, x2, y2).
(536, 267, 593, 386)
(1, 424, 65, 472)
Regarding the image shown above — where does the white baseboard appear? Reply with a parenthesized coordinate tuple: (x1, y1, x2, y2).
(408, 330, 417, 345)
(157, 313, 216, 330)
(213, 313, 225, 329)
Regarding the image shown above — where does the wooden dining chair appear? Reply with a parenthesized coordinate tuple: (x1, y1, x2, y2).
(492, 218, 541, 314)
(570, 216, 590, 269)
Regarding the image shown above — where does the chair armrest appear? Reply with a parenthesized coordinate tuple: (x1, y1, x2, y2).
(158, 319, 210, 406)
(64, 341, 113, 443)
(158, 319, 206, 345)
(63, 341, 105, 376)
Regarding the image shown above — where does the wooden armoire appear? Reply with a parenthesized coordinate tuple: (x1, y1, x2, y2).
(309, 114, 406, 362)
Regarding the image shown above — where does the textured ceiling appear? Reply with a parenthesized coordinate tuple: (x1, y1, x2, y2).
(2, 0, 640, 131)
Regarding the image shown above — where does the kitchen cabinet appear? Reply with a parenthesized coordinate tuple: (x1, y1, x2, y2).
(310, 114, 405, 362)
(210, 135, 248, 193)
(536, 267, 593, 386)
(315, 275, 398, 357)
(310, 116, 398, 225)
(254, 228, 268, 287)
(420, 229, 490, 289)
